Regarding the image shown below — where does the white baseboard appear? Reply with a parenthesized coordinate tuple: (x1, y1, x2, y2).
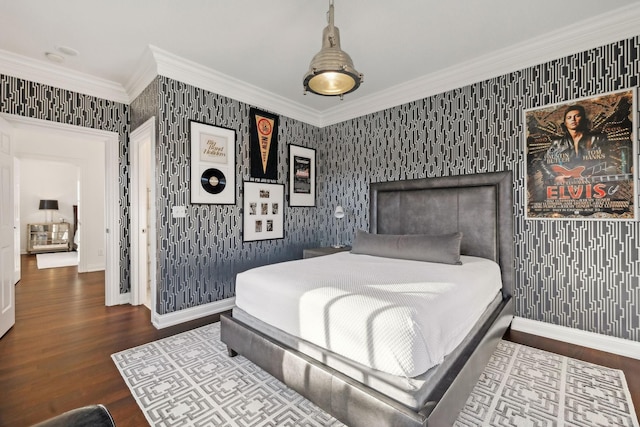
(116, 291, 131, 305)
(511, 316, 640, 360)
(80, 264, 105, 273)
(152, 297, 235, 329)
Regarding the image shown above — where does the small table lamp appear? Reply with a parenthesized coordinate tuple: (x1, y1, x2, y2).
(332, 205, 345, 248)
(39, 199, 59, 223)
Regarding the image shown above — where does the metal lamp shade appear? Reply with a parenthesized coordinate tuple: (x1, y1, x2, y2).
(303, 1, 362, 97)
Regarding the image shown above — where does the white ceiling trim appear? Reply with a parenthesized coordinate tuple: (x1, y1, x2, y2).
(124, 47, 158, 102)
(319, 3, 640, 127)
(0, 49, 129, 104)
(146, 45, 324, 127)
(1, 3, 639, 127)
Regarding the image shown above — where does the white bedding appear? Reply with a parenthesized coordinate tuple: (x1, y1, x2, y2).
(234, 252, 502, 378)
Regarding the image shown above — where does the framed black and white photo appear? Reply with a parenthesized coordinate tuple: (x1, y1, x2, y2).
(288, 144, 315, 207)
(190, 120, 236, 204)
(243, 181, 284, 242)
(524, 89, 636, 220)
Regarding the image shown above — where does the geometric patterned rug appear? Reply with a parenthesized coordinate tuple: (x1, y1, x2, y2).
(112, 322, 639, 427)
(455, 340, 640, 427)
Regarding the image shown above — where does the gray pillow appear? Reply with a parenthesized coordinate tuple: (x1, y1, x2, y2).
(351, 230, 463, 265)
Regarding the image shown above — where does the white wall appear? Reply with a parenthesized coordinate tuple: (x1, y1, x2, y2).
(14, 127, 105, 272)
(19, 158, 78, 253)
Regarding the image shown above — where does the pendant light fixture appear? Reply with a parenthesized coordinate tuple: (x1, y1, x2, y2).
(303, 0, 363, 98)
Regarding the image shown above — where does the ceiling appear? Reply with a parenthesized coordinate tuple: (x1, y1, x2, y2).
(1, 0, 639, 126)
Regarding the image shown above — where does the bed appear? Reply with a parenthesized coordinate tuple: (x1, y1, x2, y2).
(221, 171, 514, 427)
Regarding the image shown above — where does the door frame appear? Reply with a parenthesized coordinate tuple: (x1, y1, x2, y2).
(0, 115, 16, 338)
(1, 113, 121, 306)
(130, 117, 157, 315)
(13, 157, 20, 284)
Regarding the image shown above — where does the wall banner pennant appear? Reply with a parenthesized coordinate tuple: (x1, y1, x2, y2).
(249, 107, 279, 180)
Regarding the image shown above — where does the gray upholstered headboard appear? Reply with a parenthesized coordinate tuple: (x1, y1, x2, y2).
(369, 171, 514, 297)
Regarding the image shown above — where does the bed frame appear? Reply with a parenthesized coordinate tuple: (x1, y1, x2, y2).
(221, 171, 514, 426)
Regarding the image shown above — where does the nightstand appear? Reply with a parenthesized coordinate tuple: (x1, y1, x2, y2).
(303, 246, 351, 259)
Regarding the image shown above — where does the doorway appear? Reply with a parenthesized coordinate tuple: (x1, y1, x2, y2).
(1, 114, 121, 305)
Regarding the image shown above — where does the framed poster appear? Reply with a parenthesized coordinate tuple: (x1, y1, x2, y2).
(249, 107, 279, 180)
(288, 144, 316, 207)
(525, 89, 636, 220)
(243, 181, 284, 242)
(190, 120, 236, 204)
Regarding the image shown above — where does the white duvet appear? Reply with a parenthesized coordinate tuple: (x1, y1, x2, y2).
(234, 252, 502, 378)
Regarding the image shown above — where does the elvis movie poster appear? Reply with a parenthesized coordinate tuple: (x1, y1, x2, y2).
(525, 89, 636, 220)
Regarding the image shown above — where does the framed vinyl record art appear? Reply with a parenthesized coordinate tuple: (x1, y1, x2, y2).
(243, 181, 284, 242)
(288, 144, 316, 207)
(525, 89, 636, 220)
(190, 121, 236, 204)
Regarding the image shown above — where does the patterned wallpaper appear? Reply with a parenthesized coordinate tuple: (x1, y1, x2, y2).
(130, 78, 158, 131)
(136, 77, 323, 315)
(317, 36, 640, 342)
(3, 34, 639, 343)
(0, 75, 131, 293)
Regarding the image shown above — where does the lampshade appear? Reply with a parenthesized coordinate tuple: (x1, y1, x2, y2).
(303, 0, 363, 97)
(334, 205, 345, 219)
(39, 199, 59, 210)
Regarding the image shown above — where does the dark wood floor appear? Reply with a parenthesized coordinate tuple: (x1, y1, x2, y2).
(1, 255, 638, 425)
(0, 255, 223, 426)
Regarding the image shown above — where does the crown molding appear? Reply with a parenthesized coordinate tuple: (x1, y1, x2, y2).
(148, 45, 324, 127)
(0, 49, 130, 104)
(125, 47, 158, 101)
(1, 3, 639, 126)
(319, 3, 640, 127)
